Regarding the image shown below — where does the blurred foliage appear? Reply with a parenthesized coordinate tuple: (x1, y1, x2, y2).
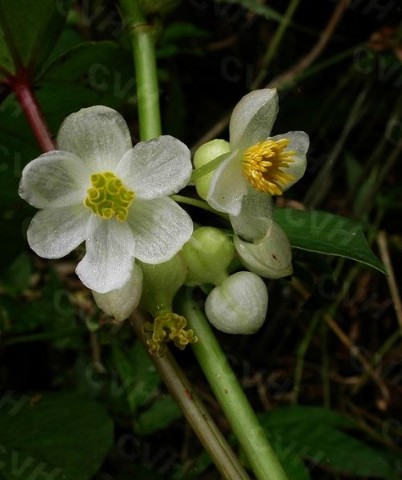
(0, 0, 402, 479)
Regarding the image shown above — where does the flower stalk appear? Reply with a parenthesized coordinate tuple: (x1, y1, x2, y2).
(180, 290, 289, 480)
(119, 0, 161, 141)
(10, 74, 55, 152)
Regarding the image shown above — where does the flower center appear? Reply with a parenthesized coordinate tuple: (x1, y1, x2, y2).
(84, 171, 135, 222)
(242, 138, 296, 195)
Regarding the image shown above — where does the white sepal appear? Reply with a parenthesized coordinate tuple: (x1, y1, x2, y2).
(234, 221, 293, 279)
(92, 263, 143, 321)
(205, 271, 268, 334)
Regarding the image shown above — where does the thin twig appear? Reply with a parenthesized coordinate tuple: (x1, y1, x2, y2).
(324, 314, 390, 405)
(193, 0, 350, 150)
(377, 231, 402, 332)
(267, 0, 350, 89)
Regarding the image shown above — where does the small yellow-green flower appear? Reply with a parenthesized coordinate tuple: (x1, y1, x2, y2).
(19, 106, 193, 294)
(207, 88, 309, 241)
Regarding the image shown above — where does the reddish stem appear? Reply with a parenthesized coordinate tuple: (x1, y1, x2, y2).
(10, 73, 55, 152)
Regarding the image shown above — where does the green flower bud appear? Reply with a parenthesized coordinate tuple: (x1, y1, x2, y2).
(181, 227, 235, 286)
(234, 221, 293, 279)
(193, 139, 230, 200)
(140, 254, 187, 317)
(92, 263, 143, 322)
(205, 271, 268, 334)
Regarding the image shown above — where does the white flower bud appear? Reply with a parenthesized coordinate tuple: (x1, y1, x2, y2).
(234, 221, 293, 279)
(205, 271, 268, 334)
(92, 263, 143, 321)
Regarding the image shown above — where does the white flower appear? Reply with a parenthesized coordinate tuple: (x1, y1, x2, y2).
(207, 89, 309, 241)
(205, 271, 268, 334)
(19, 106, 193, 293)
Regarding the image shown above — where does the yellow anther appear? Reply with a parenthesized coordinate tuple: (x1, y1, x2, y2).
(242, 138, 296, 195)
(84, 171, 135, 222)
(144, 313, 198, 356)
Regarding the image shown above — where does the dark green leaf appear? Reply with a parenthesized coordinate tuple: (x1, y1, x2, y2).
(274, 208, 385, 273)
(0, 392, 113, 480)
(260, 406, 399, 480)
(135, 396, 182, 435)
(216, 0, 284, 22)
(0, 253, 31, 296)
(112, 342, 161, 414)
(0, 0, 68, 79)
(42, 41, 132, 84)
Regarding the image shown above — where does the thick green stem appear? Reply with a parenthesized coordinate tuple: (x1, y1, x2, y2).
(180, 291, 289, 480)
(119, 0, 161, 140)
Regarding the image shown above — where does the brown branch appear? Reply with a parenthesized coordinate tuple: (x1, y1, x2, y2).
(377, 231, 402, 332)
(268, 0, 350, 89)
(324, 314, 390, 406)
(130, 310, 251, 480)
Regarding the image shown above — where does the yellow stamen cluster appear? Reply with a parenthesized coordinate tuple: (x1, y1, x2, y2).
(84, 171, 135, 222)
(144, 313, 198, 356)
(242, 138, 296, 195)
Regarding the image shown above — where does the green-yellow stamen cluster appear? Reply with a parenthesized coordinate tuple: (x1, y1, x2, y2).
(84, 171, 135, 222)
(242, 138, 295, 195)
(144, 313, 198, 356)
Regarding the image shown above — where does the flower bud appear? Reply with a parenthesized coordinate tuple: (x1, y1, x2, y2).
(181, 227, 235, 286)
(234, 221, 293, 279)
(205, 271, 268, 334)
(140, 254, 187, 317)
(193, 139, 230, 200)
(92, 263, 143, 321)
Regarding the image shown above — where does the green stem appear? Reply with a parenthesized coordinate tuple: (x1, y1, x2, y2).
(180, 291, 289, 480)
(171, 194, 229, 220)
(119, 0, 161, 140)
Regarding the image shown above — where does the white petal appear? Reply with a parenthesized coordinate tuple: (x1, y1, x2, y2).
(57, 106, 132, 171)
(116, 136, 192, 199)
(229, 187, 273, 241)
(92, 263, 143, 321)
(76, 216, 136, 293)
(207, 150, 247, 215)
(230, 89, 278, 151)
(27, 206, 89, 259)
(19, 151, 89, 208)
(270, 131, 309, 191)
(127, 198, 193, 264)
(234, 221, 293, 279)
(205, 271, 268, 334)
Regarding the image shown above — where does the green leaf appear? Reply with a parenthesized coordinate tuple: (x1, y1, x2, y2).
(0, 392, 113, 480)
(274, 208, 385, 273)
(0, 252, 31, 296)
(275, 448, 312, 480)
(135, 396, 182, 435)
(216, 0, 284, 22)
(260, 406, 399, 480)
(112, 342, 161, 414)
(0, 0, 68, 79)
(42, 41, 132, 84)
